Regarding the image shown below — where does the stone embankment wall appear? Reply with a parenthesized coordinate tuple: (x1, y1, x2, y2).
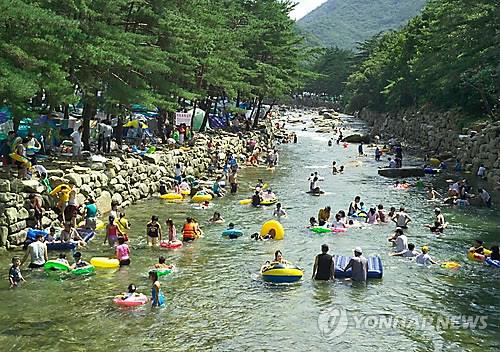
(360, 109, 500, 190)
(0, 131, 270, 252)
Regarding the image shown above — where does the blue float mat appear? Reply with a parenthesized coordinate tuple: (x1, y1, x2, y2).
(334, 255, 383, 279)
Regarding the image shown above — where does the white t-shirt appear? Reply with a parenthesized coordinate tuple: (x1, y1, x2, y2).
(395, 235, 408, 252)
(70, 131, 82, 147)
(477, 166, 486, 177)
(29, 241, 46, 265)
(480, 191, 491, 202)
(416, 253, 433, 265)
(175, 166, 182, 177)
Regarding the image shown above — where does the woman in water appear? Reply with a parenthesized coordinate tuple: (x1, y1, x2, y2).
(272, 250, 288, 264)
(366, 207, 380, 224)
(209, 212, 224, 224)
(146, 215, 162, 246)
(104, 215, 122, 247)
(149, 271, 165, 307)
(115, 237, 130, 266)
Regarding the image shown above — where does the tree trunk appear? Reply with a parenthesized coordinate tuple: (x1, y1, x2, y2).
(190, 100, 197, 129)
(116, 116, 124, 147)
(81, 94, 96, 151)
(235, 91, 240, 109)
(252, 96, 263, 128)
(63, 103, 69, 119)
(199, 98, 212, 132)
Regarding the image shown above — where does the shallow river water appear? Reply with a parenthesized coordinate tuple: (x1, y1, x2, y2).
(1, 112, 499, 352)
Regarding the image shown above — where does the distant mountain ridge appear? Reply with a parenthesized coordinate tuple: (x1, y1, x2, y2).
(297, 0, 427, 49)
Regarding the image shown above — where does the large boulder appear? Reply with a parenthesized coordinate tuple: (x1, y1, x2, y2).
(343, 134, 371, 143)
(378, 167, 425, 178)
(65, 173, 83, 187)
(0, 180, 11, 192)
(0, 226, 8, 247)
(96, 190, 112, 214)
(20, 180, 45, 193)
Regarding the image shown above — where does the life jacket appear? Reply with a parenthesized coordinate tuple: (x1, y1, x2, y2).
(183, 222, 196, 239)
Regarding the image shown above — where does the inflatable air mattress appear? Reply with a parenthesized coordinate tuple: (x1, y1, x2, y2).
(334, 255, 383, 279)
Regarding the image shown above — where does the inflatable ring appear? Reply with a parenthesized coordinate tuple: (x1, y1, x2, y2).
(90, 257, 120, 269)
(332, 227, 347, 233)
(467, 249, 492, 262)
(27, 228, 49, 241)
(44, 260, 71, 272)
(485, 258, 500, 268)
(160, 240, 183, 249)
(260, 220, 284, 240)
(192, 193, 212, 203)
(310, 227, 331, 234)
(160, 193, 183, 201)
(440, 261, 461, 270)
(261, 263, 303, 283)
(113, 293, 148, 307)
(180, 189, 191, 196)
(9, 152, 32, 168)
(239, 199, 252, 205)
(222, 229, 244, 238)
(47, 242, 77, 251)
(260, 198, 278, 206)
(150, 266, 174, 277)
(72, 265, 95, 276)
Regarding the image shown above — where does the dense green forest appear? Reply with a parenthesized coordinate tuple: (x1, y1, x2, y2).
(0, 0, 307, 144)
(306, 0, 499, 119)
(297, 0, 427, 49)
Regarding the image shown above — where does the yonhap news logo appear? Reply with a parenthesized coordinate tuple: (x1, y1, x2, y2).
(318, 307, 488, 341)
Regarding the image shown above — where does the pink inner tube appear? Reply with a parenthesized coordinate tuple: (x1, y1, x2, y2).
(113, 294, 148, 307)
(160, 240, 183, 249)
(331, 228, 347, 233)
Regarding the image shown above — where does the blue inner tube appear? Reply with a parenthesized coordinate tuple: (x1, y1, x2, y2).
(222, 229, 244, 239)
(485, 258, 500, 268)
(47, 242, 77, 251)
(26, 228, 49, 241)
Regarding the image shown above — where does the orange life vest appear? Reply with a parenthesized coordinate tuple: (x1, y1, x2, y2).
(183, 223, 196, 239)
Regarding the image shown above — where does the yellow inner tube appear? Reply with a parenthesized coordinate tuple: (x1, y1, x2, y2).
(239, 199, 252, 205)
(440, 261, 461, 269)
(180, 189, 191, 196)
(192, 193, 212, 202)
(260, 198, 278, 206)
(160, 193, 183, 200)
(90, 257, 120, 269)
(467, 249, 492, 262)
(260, 220, 285, 240)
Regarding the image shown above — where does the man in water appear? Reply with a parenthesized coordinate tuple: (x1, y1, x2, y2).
(388, 227, 408, 252)
(434, 208, 445, 226)
(348, 196, 361, 216)
(251, 191, 261, 207)
(415, 246, 437, 266)
(312, 244, 334, 281)
(272, 203, 287, 220)
(478, 188, 492, 208)
(392, 207, 411, 229)
(391, 243, 419, 258)
(358, 142, 364, 156)
(343, 247, 368, 282)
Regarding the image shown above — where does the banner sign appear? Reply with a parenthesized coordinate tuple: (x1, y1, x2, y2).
(175, 112, 192, 126)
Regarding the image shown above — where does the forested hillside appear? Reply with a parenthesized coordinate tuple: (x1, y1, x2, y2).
(297, 0, 427, 49)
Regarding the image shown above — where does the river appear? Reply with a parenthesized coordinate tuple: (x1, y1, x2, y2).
(1, 111, 499, 351)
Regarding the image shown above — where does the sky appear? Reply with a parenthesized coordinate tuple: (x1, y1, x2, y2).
(290, 0, 328, 21)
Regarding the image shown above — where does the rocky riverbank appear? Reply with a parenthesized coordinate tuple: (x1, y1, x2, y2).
(360, 108, 500, 191)
(0, 126, 275, 253)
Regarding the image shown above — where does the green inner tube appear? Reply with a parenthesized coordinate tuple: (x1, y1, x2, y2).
(72, 265, 95, 276)
(150, 268, 173, 277)
(310, 227, 331, 233)
(43, 260, 70, 272)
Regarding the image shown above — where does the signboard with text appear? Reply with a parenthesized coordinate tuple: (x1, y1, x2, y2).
(175, 112, 192, 126)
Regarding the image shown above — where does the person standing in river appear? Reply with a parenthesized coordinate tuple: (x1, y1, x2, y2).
(312, 244, 335, 281)
(343, 247, 368, 282)
(229, 170, 238, 194)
